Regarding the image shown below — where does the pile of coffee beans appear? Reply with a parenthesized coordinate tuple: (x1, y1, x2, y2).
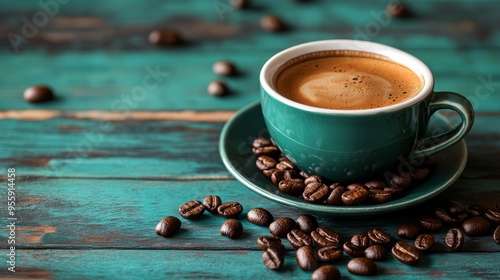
(156, 196, 499, 278)
(252, 137, 434, 206)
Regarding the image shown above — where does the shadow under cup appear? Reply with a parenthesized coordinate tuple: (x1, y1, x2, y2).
(260, 40, 474, 182)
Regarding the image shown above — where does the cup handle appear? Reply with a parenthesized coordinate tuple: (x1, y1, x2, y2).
(411, 91, 474, 159)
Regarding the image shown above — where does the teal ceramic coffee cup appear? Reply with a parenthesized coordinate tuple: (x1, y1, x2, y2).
(260, 40, 474, 182)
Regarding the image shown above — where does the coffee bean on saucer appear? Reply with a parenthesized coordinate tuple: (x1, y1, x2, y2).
(23, 85, 54, 103)
(326, 184, 345, 205)
(269, 217, 298, 238)
(311, 227, 340, 247)
(347, 258, 377, 276)
(311, 265, 341, 280)
(341, 184, 368, 206)
(316, 246, 343, 263)
(392, 241, 420, 265)
(279, 179, 305, 196)
(257, 236, 283, 251)
(296, 245, 318, 271)
(253, 145, 280, 157)
(445, 228, 464, 252)
(149, 29, 182, 46)
(367, 228, 392, 246)
(179, 200, 205, 219)
(419, 215, 442, 232)
(411, 168, 430, 182)
(252, 137, 273, 148)
(386, 2, 412, 18)
(247, 208, 274, 226)
(287, 229, 313, 249)
(343, 241, 365, 257)
(304, 175, 324, 185)
(155, 216, 181, 237)
(296, 214, 318, 234)
(213, 60, 237, 76)
(203, 195, 222, 214)
(485, 208, 500, 224)
(397, 222, 421, 239)
(364, 245, 387, 261)
(364, 179, 387, 189)
(368, 189, 392, 204)
(414, 233, 434, 253)
(462, 216, 492, 236)
(388, 174, 412, 189)
(262, 246, 285, 270)
(263, 168, 278, 178)
(493, 225, 500, 244)
(260, 15, 286, 32)
(303, 182, 329, 203)
(256, 155, 277, 171)
(217, 202, 243, 218)
(220, 219, 243, 239)
(208, 80, 229, 97)
(231, 0, 249, 9)
(276, 160, 295, 170)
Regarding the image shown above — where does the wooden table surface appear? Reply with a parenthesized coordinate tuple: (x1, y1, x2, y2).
(1, 0, 499, 279)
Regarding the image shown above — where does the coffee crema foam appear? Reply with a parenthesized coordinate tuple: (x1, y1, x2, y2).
(273, 50, 424, 110)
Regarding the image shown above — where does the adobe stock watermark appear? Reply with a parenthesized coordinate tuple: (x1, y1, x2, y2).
(213, 0, 234, 21)
(7, 0, 70, 54)
(468, 74, 500, 110)
(52, 65, 170, 177)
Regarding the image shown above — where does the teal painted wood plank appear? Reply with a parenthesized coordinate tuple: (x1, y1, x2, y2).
(0, 177, 498, 250)
(1, 250, 499, 279)
(0, 115, 499, 179)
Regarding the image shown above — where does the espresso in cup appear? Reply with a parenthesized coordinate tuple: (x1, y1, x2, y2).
(273, 50, 423, 110)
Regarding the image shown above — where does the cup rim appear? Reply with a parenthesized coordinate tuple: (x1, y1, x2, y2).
(260, 39, 434, 115)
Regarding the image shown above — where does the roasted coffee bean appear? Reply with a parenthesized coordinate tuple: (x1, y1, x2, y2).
(231, 0, 248, 9)
(493, 225, 500, 244)
(299, 170, 310, 179)
(253, 145, 280, 157)
(368, 189, 392, 204)
(296, 214, 318, 234)
(262, 246, 284, 270)
(351, 233, 369, 249)
(252, 137, 272, 149)
(23, 85, 54, 103)
(311, 227, 340, 247)
(277, 154, 288, 162)
(220, 219, 243, 239)
(445, 200, 467, 215)
(271, 169, 295, 185)
(178, 200, 205, 219)
(287, 229, 312, 249)
(462, 216, 492, 236)
(208, 80, 229, 96)
(414, 233, 434, 253)
(217, 202, 243, 218)
(411, 168, 430, 182)
(247, 208, 274, 226)
(435, 207, 468, 225)
(276, 160, 295, 170)
(303, 182, 329, 203)
(148, 29, 182, 46)
(343, 241, 365, 257)
(304, 175, 323, 185)
(468, 204, 485, 217)
(384, 185, 405, 197)
(203, 195, 222, 214)
(326, 184, 345, 205)
(296, 245, 318, 271)
(419, 215, 442, 232)
(364, 245, 387, 261)
(213, 60, 236, 76)
(311, 265, 341, 280)
(257, 236, 283, 251)
(260, 15, 286, 32)
(397, 222, 421, 239)
(341, 185, 368, 206)
(316, 246, 343, 263)
(262, 168, 278, 178)
(279, 179, 305, 196)
(347, 258, 377, 276)
(392, 241, 420, 265)
(388, 174, 412, 189)
(346, 183, 364, 191)
(367, 228, 392, 246)
(256, 155, 277, 171)
(155, 216, 181, 237)
(485, 208, 500, 224)
(386, 2, 412, 18)
(445, 228, 464, 252)
(269, 217, 298, 238)
(364, 179, 387, 189)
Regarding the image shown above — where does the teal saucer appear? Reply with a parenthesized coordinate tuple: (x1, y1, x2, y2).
(219, 101, 468, 216)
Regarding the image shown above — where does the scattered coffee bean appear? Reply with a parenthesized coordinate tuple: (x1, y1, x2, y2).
(445, 200, 467, 215)
(217, 202, 243, 218)
(435, 207, 468, 225)
(493, 225, 500, 244)
(326, 184, 345, 205)
(155, 216, 181, 237)
(213, 60, 237, 76)
(257, 236, 283, 251)
(149, 29, 182, 46)
(303, 182, 329, 203)
(296, 214, 318, 234)
(386, 2, 412, 18)
(178, 200, 205, 220)
(203, 195, 222, 214)
(368, 189, 393, 204)
(367, 228, 392, 246)
(247, 208, 274, 226)
(208, 80, 229, 97)
(445, 228, 465, 252)
(296, 245, 318, 271)
(414, 233, 434, 253)
(256, 155, 277, 171)
(468, 204, 485, 217)
(311, 265, 341, 280)
(220, 219, 243, 239)
(419, 215, 442, 232)
(392, 241, 420, 265)
(350, 233, 369, 249)
(262, 246, 284, 270)
(347, 258, 377, 276)
(397, 222, 421, 239)
(269, 217, 298, 238)
(231, 0, 248, 9)
(260, 15, 286, 32)
(343, 241, 365, 257)
(462, 216, 492, 236)
(316, 246, 343, 263)
(364, 245, 387, 261)
(287, 229, 312, 249)
(311, 227, 340, 247)
(485, 208, 500, 224)
(23, 85, 54, 103)
(279, 179, 305, 196)
(341, 185, 369, 206)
